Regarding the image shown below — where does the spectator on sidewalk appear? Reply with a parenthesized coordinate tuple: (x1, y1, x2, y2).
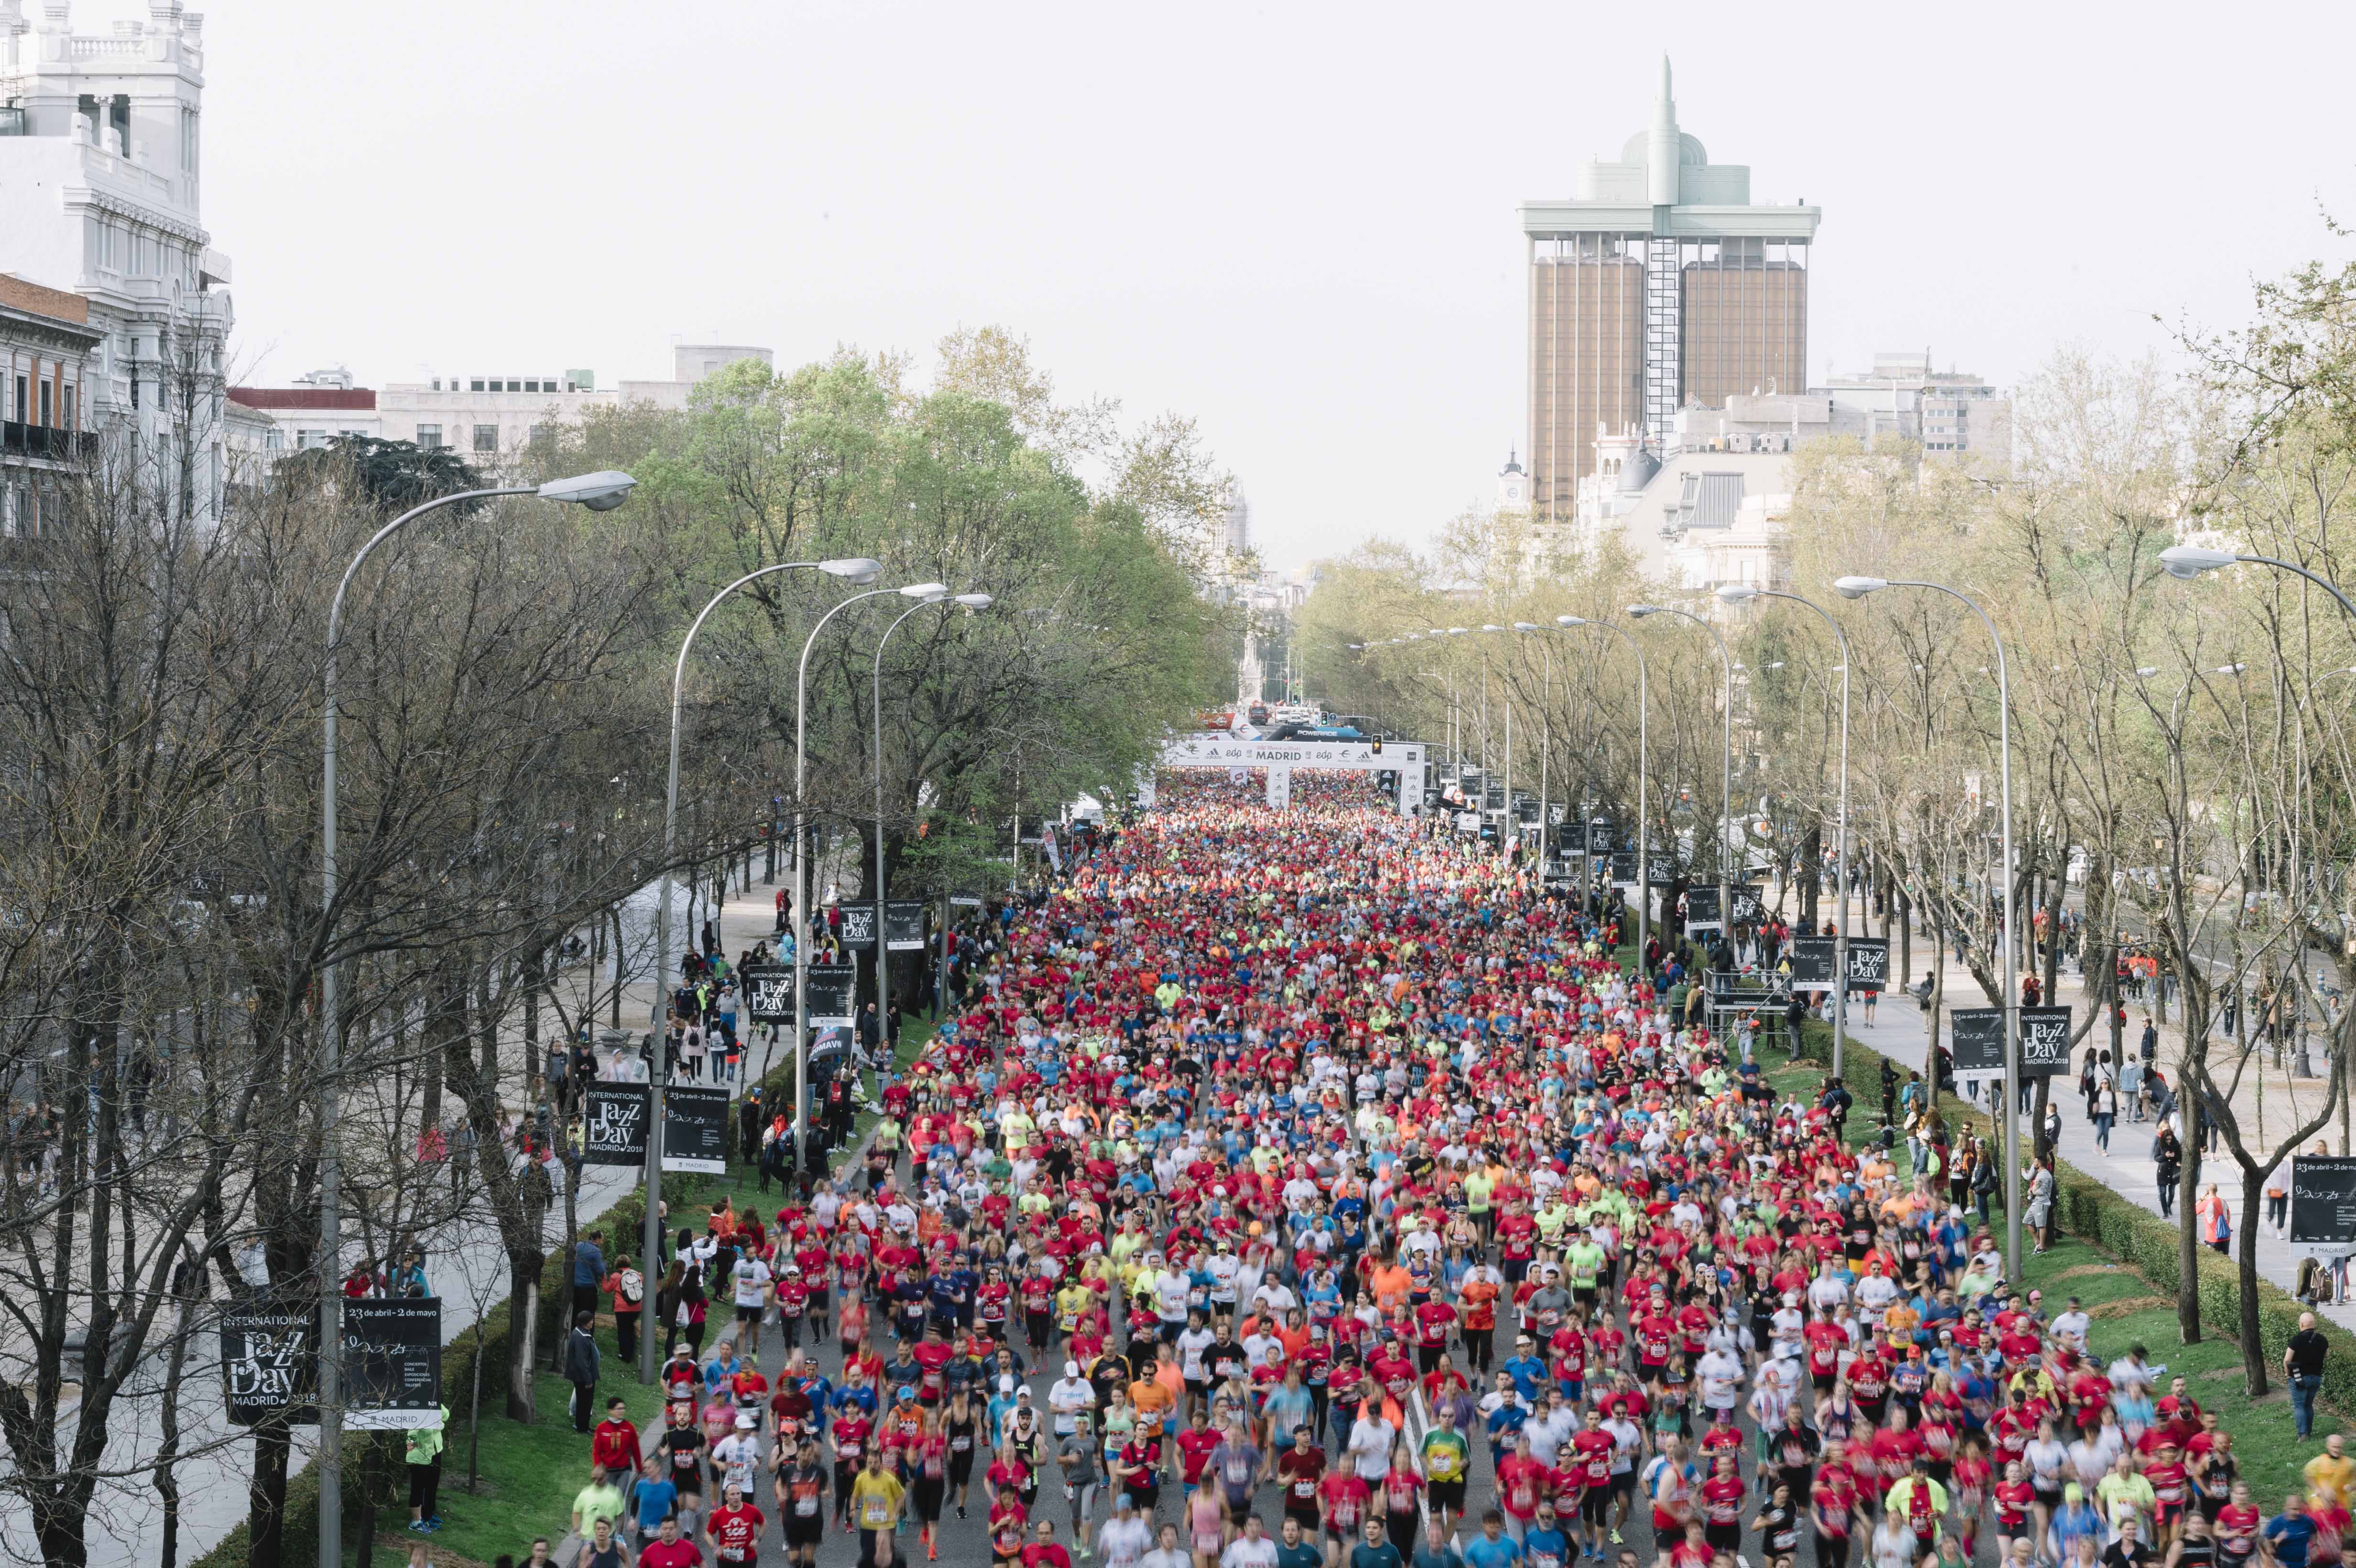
(567, 1310, 604, 1433)
(2140, 1016, 2159, 1064)
(2196, 1186, 2233, 1257)
(2286, 1313, 2330, 1440)
(2154, 1125, 2183, 1219)
(573, 1230, 608, 1328)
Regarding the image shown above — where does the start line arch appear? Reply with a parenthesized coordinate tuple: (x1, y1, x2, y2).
(1147, 733, 1430, 814)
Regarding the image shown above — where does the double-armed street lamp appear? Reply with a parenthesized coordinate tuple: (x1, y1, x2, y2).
(318, 469, 639, 1566)
(1629, 603, 1735, 963)
(643, 554, 883, 1384)
(1717, 584, 1854, 1075)
(792, 581, 947, 1171)
(1833, 572, 2026, 1280)
(872, 591, 993, 1046)
(1558, 614, 1650, 968)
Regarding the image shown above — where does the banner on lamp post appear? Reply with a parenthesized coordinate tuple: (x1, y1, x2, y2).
(341, 1298, 443, 1430)
(580, 1083, 651, 1165)
(662, 1085, 731, 1174)
(742, 964, 793, 1025)
(884, 900, 927, 952)
(806, 965, 857, 1028)
(221, 1303, 319, 1427)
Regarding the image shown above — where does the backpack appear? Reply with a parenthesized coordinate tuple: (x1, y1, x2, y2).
(620, 1267, 644, 1305)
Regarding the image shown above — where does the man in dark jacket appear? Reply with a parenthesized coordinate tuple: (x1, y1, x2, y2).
(565, 1311, 602, 1432)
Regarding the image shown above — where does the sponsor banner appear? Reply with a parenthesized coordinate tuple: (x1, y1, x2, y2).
(1158, 733, 1427, 814)
(1950, 1008, 2006, 1080)
(1584, 819, 1617, 853)
(1844, 936, 1891, 994)
(342, 1298, 442, 1430)
(806, 964, 857, 1028)
(1788, 936, 1837, 990)
(662, 1085, 731, 1174)
(950, 895, 983, 909)
(581, 1082, 651, 1165)
(2291, 1156, 2356, 1247)
(2019, 1006, 2072, 1075)
(885, 901, 927, 952)
(836, 905, 877, 949)
(222, 1304, 318, 1426)
(742, 964, 793, 1025)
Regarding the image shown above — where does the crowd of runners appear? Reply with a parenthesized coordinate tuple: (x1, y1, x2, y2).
(534, 776, 2347, 1568)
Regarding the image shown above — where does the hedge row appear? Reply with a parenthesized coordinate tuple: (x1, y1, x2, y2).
(1786, 1011, 2356, 1413)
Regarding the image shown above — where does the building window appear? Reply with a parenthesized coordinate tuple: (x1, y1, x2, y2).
(265, 427, 283, 451)
(12, 375, 24, 422)
(473, 424, 499, 453)
(469, 380, 485, 392)
(296, 428, 328, 450)
(39, 380, 51, 426)
(416, 424, 443, 449)
(62, 387, 72, 429)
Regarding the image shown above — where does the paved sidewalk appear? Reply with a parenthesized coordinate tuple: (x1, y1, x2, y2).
(1820, 946, 2356, 1335)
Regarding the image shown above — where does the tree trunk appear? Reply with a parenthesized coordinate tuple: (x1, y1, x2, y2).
(154, 1294, 193, 1568)
(1898, 882, 1912, 999)
(2237, 1164, 2269, 1394)
(2178, 957, 2206, 1345)
(510, 1268, 542, 1422)
(248, 1420, 291, 1568)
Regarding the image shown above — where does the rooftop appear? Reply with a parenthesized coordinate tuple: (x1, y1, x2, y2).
(227, 387, 378, 412)
(0, 273, 92, 327)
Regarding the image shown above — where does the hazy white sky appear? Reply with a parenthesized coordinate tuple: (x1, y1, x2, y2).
(185, 0, 2356, 570)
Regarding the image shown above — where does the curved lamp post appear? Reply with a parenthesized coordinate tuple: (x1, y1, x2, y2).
(643, 554, 880, 1383)
(318, 469, 637, 1566)
(792, 581, 948, 1171)
(1560, 615, 1650, 969)
(1630, 603, 1735, 961)
(1719, 583, 1854, 1074)
(1834, 572, 2024, 1279)
(1513, 622, 1560, 850)
(872, 591, 993, 1040)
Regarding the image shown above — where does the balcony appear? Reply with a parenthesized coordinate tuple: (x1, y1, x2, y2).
(0, 423, 95, 463)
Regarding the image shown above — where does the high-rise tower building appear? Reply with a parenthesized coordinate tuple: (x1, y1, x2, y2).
(1518, 59, 1819, 517)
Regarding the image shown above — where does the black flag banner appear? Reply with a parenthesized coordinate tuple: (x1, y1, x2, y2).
(1788, 936, 1836, 990)
(342, 1298, 442, 1430)
(837, 905, 877, 949)
(1844, 937, 1890, 994)
(806, 964, 857, 1028)
(581, 1082, 651, 1165)
(663, 1085, 731, 1173)
(743, 964, 793, 1024)
(222, 1304, 318, 1426)
(884, 900, 927, 952)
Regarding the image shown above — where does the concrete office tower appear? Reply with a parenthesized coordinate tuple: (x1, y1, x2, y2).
(1518, 58, 1819, 516)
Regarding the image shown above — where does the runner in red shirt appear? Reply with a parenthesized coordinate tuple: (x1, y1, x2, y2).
(1700, 1453, 1747, 1554)
(705, 1481, 766, 1566)
(1993, 1458, 2037, 1560)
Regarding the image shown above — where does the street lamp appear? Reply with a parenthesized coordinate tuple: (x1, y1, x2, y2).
(644, 554, 879, 1383)
(1833, 571, 2026, 1279)
(316, 469, 637, 1567)
(1629, 603, 1735, 960)
(873, 590, 992, 1044)
(793, 581, 947, 1171)
(1719, 583, 1854, 1073)
(1513, 622, 1560, 847)
(1560, 614, 1650, 967)
(2160, 544, 2356, 623)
